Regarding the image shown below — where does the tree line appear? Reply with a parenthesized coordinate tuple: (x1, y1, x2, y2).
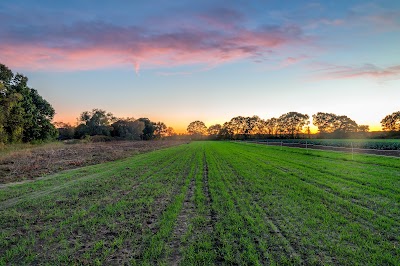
(1, 63, 400, 144)
(56, 109, 176, 141)
(187, 111, 400, 140)
(0, 63, 176, 144)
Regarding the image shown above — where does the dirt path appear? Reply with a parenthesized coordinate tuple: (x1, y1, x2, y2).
(168, 178, 196, 265)
(0, 170, 107, 210)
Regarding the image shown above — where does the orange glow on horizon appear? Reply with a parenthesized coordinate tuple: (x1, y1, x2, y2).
(369, 124, 382, 132)
(54, 113, 383, 135)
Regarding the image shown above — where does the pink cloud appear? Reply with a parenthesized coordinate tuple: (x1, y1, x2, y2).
(280, 55, 309, 67)
(0, 19, 306, 72)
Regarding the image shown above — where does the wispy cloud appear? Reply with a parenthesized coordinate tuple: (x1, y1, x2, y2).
(348, 3, 400, 30)
(315, 63, 400, 80)
(280, 55, 309, 67)
(311, 5, 400, 31)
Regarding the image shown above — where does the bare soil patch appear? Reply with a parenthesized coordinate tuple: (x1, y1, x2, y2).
(0, 140, 187, 184)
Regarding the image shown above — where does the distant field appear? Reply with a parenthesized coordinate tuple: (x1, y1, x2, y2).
(257, 138, 400, 150)
(1, 142, 399, 265)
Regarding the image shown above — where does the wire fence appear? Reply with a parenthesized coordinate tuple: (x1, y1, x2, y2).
(242, 140, 400, 158)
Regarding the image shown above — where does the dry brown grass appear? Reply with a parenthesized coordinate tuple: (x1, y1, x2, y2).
(0, 140, 187, 184)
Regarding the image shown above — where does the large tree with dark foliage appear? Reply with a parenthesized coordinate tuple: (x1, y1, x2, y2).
(138, 118, 156, 140)
(381, 111, 400, 131)
(277, 112, 309, 138)
(207, 124, 222, 137)
(154, 122, 167, 139)
(187, 120, 207, 136)
(111, 118, 144, 140)
(75, 109, 115, 138)
(313, 112, 358, 136)
(0, 63, 57, 143)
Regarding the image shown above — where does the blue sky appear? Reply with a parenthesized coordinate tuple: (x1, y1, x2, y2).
(1, 0, 399, 132)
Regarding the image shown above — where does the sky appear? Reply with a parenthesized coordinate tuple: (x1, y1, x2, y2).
(1, 0, 399, 133)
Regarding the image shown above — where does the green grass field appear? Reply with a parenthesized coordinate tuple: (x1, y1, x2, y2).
(1, 142, 399, 265)
(260, 138, 400, 150)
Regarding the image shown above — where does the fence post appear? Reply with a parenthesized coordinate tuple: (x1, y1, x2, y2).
(281, 141, 283, 150)
(351, 142, 354, 160)
(306, 140, 308, 151)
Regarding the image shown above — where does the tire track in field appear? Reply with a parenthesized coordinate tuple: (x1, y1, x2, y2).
(167, 177, 196, 266)
(211, 149, 304, 264)
(0, 173, 101, 210)
(201, 150, 221, 265)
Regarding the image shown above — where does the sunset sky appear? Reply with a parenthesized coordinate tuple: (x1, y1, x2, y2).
(1, 0, 399, 133)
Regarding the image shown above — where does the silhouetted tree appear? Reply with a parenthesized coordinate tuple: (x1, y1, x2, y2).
(381, 111, 400, 131)
(187, 121, 207, 138)
(111, 118, 145, 140)
(248, 116, 266, 135)
(313, 112, 358, 137)
(138, 118, 155, 140)
(165, 127, 176, 137)
(74, 124, 89, 139)
(207, 124, 222, 137)
(78, 109, 115, 136)
(334, 115, 358, 134)
(220, 122, 234, 139)
(265, 117, 279, 136)
(225, 116, 250, 138)
(54, 122, 75, 140)
(312, 112, 337, 133)
(357, 125, 369, 133)
(277, 112, 309, 138)
(154, 122, 167, 139)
